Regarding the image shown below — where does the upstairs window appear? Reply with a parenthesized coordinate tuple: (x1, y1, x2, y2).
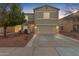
(25, 15, 28, 21)
(43, 12, 50, 19)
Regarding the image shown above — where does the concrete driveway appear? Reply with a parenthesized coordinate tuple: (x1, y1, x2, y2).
(26, 33, 79, 56)
(0, 34, 79, 56)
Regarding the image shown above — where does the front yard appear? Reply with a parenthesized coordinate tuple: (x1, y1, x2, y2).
(0, 33, 33, 47)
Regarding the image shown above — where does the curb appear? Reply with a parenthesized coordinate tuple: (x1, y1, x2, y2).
(59, 34, 79, 43)
(25, 34, 37, 47)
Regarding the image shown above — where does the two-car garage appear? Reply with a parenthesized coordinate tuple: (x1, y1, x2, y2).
(37, 25, 58, 34)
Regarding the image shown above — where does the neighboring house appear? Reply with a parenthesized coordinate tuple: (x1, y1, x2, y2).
(0, 25, 21, 33)
(24, 13, 34, 24)
(60, 11, 79, 32)
(0, 5, 60, 34)
(24, 13, 35, 33)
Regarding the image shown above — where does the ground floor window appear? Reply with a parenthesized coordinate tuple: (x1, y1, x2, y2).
(73, 24, 79, 32)
(60, 26, 63, 31)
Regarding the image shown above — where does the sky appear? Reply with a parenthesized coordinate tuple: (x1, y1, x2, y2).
(20, 3, 67, 19)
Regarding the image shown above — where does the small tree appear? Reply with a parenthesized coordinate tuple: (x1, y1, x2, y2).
(0, 3, 26, 37)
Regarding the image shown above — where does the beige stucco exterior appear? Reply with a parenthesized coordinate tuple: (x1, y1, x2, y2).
(60, 11, 79, 33)
(34, 5, 59, 34)
(60, 20, 73, 32)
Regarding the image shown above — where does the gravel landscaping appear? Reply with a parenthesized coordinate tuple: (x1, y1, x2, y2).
(0, 33, 33, 47)
(60, 32, 79, 40)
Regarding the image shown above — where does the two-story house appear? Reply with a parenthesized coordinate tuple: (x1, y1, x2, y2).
(23, 5, 59, 34)
(60, 11, 79, 32)
(33, 5, 59, 34)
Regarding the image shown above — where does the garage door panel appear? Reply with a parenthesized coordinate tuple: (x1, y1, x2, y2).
(38, 25, 57, 34)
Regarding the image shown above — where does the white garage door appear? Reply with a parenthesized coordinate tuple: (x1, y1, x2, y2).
(38, 25, 57, 34)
